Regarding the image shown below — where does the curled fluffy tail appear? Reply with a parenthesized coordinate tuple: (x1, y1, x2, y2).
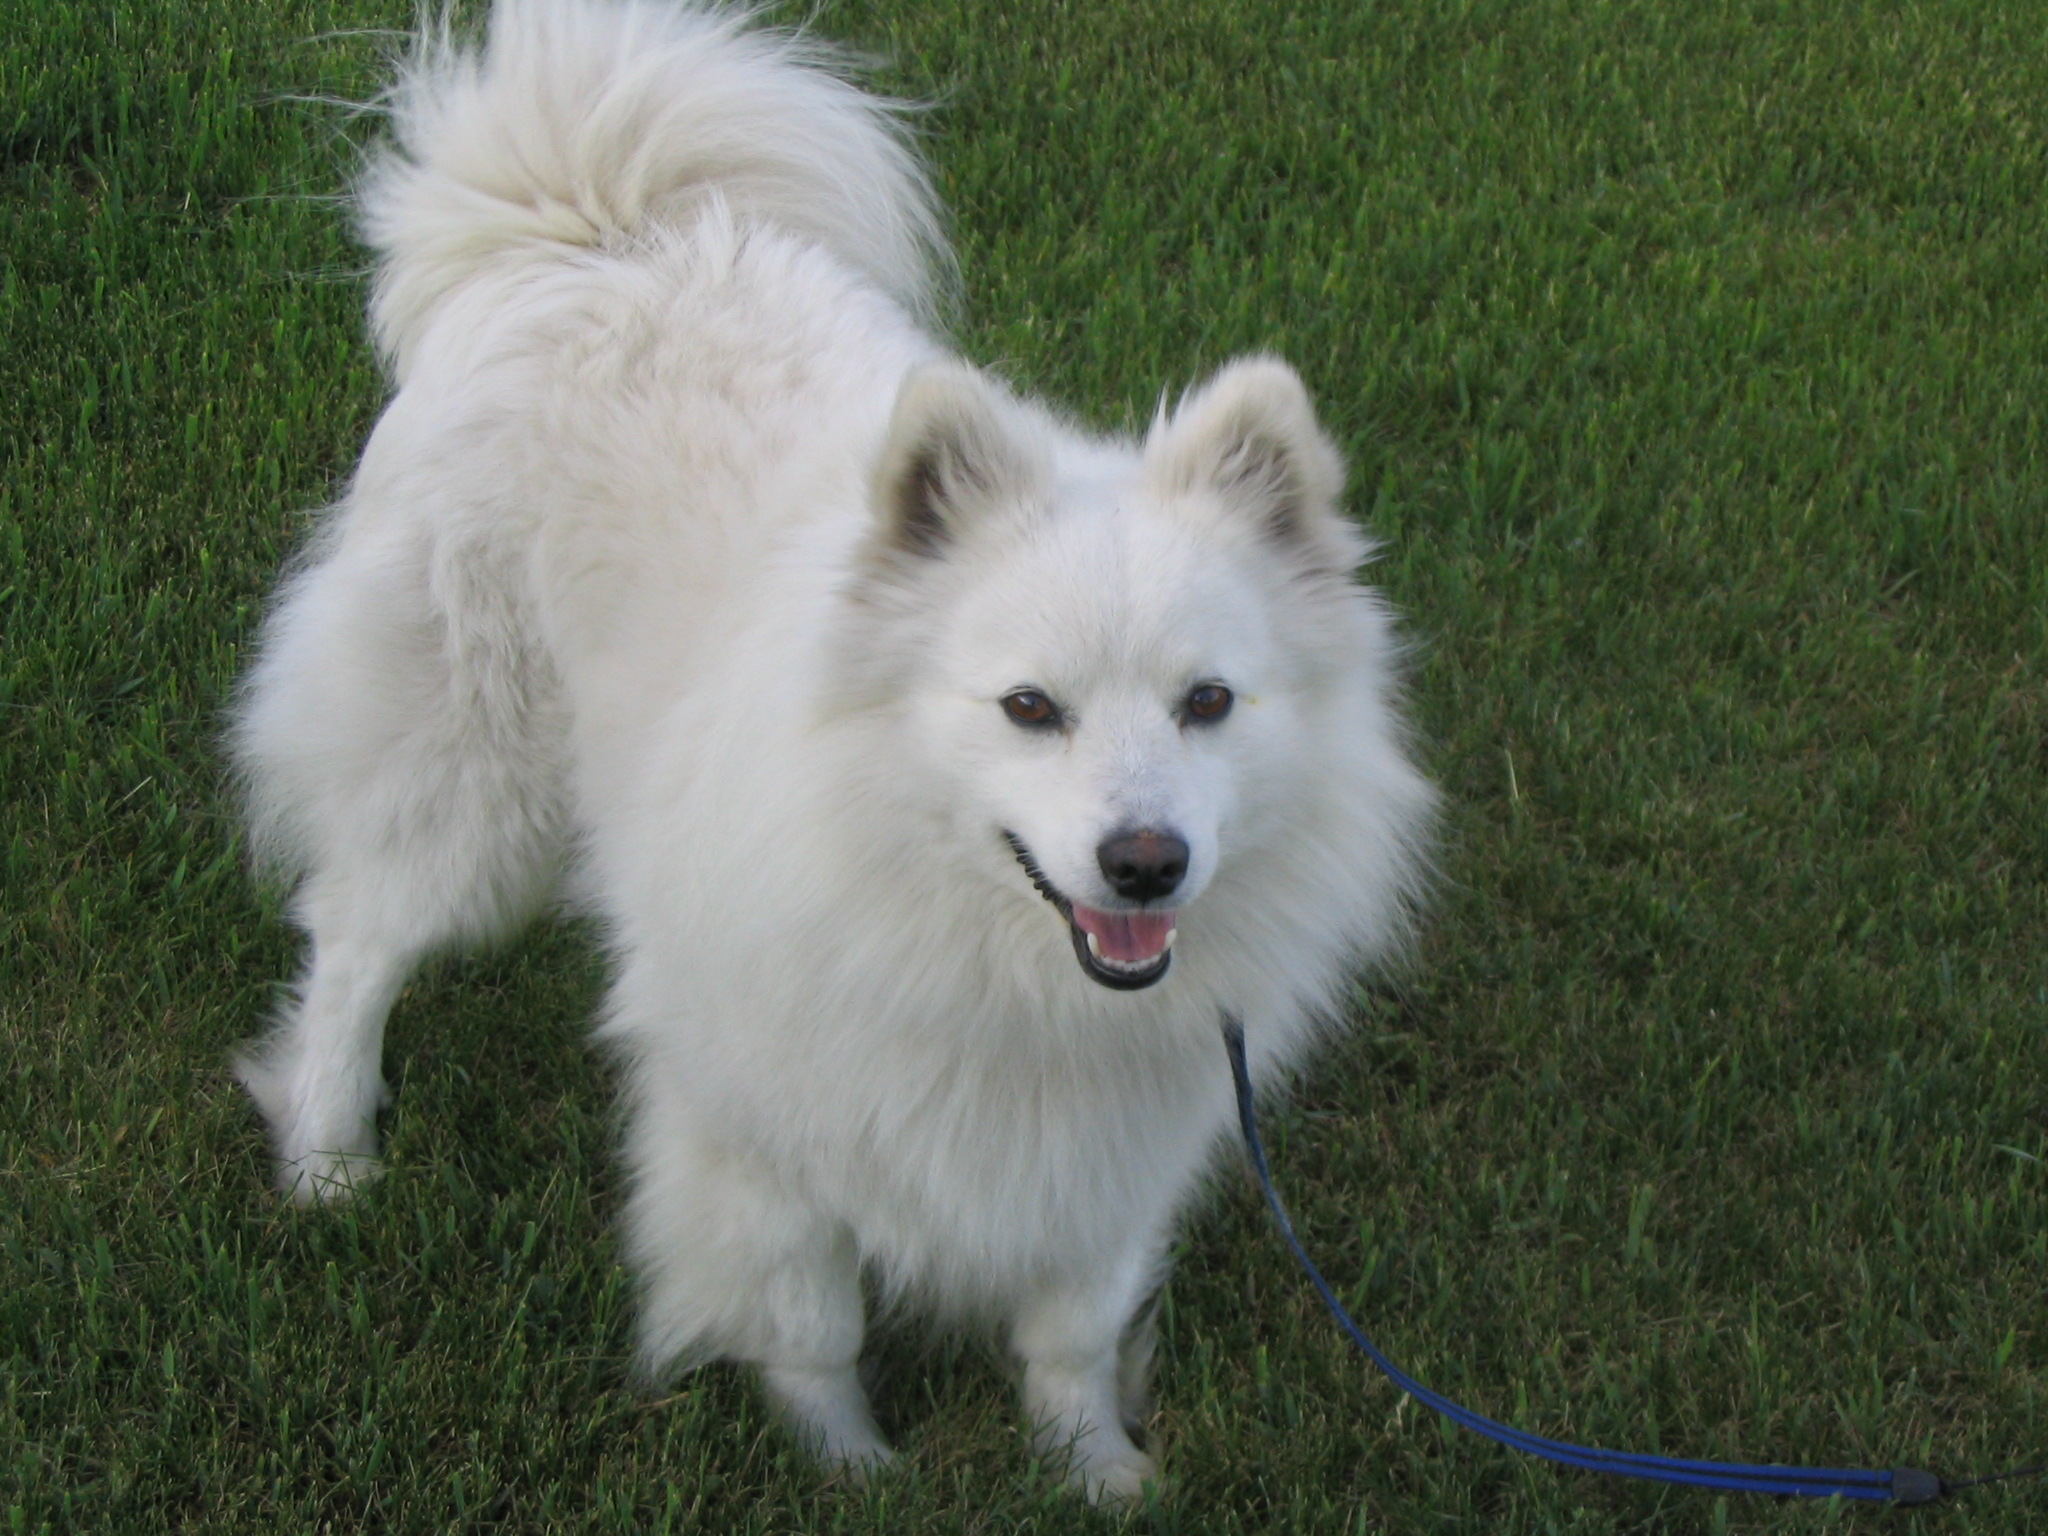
(358, 0, 949, 381)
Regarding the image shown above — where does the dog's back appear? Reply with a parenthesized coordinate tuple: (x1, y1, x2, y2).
(229, 1, 951, 1197)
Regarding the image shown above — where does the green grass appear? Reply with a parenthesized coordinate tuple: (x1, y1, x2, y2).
(5, 0, 2045, 1530)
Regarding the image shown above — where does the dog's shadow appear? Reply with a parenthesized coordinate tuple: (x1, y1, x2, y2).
(373, 919, 613, 1192)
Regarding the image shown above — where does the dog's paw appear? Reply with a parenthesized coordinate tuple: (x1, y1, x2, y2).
(820, 1439, 898, 1490)
(1031, 1416, 1160, 1506)
(762, 1363, 896, 1473)
(235, 1041, 388, 1206)
(275, 1146, 385, 1207)
(1072, 1444, 1159, 1506)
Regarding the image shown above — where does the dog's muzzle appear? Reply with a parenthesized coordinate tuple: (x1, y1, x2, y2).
(1003, 831, 1177, 991)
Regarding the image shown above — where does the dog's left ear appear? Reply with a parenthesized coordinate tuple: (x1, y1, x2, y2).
(871, 363, 1042, 558)
(1142, 357, 1363, 573)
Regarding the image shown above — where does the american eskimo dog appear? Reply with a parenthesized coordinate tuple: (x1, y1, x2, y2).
(230, 0, 1434, 1500)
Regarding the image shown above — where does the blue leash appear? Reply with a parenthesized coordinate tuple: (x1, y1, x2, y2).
(1222, 1012, 1984, 1506)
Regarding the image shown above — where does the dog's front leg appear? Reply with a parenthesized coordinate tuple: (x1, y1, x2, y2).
(622, 1096, 891, 1474)
(1012, 1260, 1162, 1504)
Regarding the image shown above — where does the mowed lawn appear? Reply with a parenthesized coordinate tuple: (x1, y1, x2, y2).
(4, 0, 2044, 1530)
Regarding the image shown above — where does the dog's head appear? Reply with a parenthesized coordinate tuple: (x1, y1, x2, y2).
(841, 356, 1397, 993)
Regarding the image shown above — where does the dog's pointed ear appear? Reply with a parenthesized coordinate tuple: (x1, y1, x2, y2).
(872, 364, 1039, 557)
(1143, 357, 1363, 572)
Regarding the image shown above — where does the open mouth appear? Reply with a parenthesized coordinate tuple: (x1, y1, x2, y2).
(1003, 832, 1176, 991)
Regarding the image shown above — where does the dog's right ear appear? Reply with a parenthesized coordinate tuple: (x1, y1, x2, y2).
(871, 364, 1040, 557)
(1141, 356, 1362, 577)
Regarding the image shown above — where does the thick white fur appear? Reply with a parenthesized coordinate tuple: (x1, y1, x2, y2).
(231, 0, 1434, 1503)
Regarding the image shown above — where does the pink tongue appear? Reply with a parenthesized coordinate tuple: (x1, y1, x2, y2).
(1071, 904, 1177, 964)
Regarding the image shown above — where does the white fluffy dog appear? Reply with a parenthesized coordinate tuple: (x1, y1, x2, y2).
(231, 0, 1433, 1501)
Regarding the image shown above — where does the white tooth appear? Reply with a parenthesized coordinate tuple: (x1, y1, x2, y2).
(1163, 928, 1178, 950)
(1086, 931, 1102, 959)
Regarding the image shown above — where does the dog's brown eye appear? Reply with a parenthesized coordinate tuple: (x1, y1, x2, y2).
(1184, 683, 1233, 723)
(1002, 689, 1059, 726)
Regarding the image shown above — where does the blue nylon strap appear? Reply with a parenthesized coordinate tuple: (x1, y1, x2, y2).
(1221, 1014, 1940, 1505)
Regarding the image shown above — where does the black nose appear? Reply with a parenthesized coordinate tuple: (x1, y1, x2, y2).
(1096, 829, 1189, 903)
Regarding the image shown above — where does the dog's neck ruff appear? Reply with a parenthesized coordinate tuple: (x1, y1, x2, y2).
(1003, 831, 1174, 990)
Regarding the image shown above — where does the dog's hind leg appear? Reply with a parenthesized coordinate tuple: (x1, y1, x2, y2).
(235, 913, 415, 1205)
(232, 526, 565, 1204)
